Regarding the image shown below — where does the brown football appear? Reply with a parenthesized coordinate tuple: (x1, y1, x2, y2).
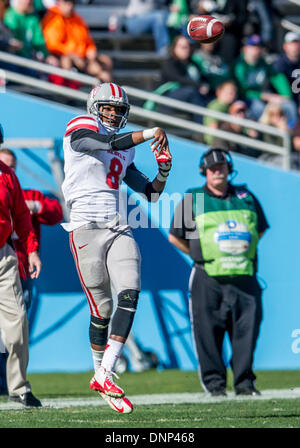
(187, 15, 224, 43)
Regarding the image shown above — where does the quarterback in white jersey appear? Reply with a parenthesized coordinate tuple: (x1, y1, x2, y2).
(61, 82, 172, 413)
(62, 115, 136, 228)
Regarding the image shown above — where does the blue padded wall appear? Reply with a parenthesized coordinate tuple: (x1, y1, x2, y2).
(1, 90, 300, 372)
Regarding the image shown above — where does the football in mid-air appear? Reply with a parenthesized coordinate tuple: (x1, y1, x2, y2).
(187, 15, 224, 43)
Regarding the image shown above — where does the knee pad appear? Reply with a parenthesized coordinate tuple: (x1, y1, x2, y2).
(118, 289, 139, 311)
(111, 289, 139, 339)
(89, 315, 110, 346)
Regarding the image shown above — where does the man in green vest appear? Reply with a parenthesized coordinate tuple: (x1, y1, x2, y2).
(169, 148, 269, 397)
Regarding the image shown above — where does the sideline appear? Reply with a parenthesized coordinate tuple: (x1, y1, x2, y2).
(1, 388, 300, 410)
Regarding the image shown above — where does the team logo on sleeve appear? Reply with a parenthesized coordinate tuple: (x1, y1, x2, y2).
(236, 190, 248, 199)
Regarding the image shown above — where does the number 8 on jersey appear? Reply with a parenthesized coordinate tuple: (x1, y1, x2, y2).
(106, 157, 123, 190)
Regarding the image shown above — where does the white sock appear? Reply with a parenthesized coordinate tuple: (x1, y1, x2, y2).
(91, 349, 104, 373)
(101, 338, 124, 373)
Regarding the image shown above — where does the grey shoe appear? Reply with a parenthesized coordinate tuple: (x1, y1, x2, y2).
(210, 388, 227, 397)
(236, 387, 261, 396)
(9, 392, 42, 407)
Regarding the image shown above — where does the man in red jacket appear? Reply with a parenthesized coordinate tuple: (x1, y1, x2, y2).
(0, 148, 63, 305)
(0, 147, 63, 400)
(0, 126, 42, 407)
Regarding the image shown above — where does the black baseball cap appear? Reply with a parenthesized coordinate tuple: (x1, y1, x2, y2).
(202, 148, 228, 169)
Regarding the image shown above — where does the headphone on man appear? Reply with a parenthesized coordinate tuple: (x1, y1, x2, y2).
(199, 148, 234, 176)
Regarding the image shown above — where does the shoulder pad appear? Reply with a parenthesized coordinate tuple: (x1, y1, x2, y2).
(65, 115, 99, 137)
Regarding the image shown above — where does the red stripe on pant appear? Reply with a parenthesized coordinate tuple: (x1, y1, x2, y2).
(69, 232, 101, 318)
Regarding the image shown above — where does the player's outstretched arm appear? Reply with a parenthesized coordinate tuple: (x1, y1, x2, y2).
(132, 127, 169, 156)
(123, 138, 172, 202)
(70, 127, 168, 153)
(150, 140, 172, 195)
(111, 126, 170, 155)
(132, 127, 172, 196)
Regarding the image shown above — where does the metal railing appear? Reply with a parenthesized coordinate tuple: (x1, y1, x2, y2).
(287, 0, 300, 7)
(281, 0, 300, 34)
(0, 50, 292, 169)
(124, 86, 291, 169)
(0, 50, 98, 86)
(281, 18, 300, 35)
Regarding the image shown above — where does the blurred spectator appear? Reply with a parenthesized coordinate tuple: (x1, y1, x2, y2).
(158, 35, 208, 122)
(187, 0, 214, 14)
(4, 0, 51, 62)
(42, 0, 113, 82)
(0, 0, 23, 52)
(189, 0, 248, 64)
(203, 80, 237, 145)
(215, 0, 248, 65)
(32, 0, 55, 18)
(244, 0, 273, 50)
(124, 0, 170, 55)
(192, 41, 231, 98)
(273, 32, 300, 106)
(293, 109, 300, 153)
(167, 0, 190, 38)
(212, 100, 261, 158)
(233, 35, 297, 128)
(259, 103, 289, 146)
(258, 103, 298, 169)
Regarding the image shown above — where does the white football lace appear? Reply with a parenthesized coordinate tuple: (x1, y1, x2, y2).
(191, 17, 207, 22)
(108, 370, 120, 381)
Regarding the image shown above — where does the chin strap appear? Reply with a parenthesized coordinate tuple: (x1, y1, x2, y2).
(98, 119, 118, 134)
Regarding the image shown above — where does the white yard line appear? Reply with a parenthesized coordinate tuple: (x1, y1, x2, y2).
(1, 388, 300, 410)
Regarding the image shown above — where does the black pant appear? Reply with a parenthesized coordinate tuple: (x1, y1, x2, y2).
(189, 265, 263, 392)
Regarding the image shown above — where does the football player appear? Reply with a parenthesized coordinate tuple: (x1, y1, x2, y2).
(61, 82, 172, 413)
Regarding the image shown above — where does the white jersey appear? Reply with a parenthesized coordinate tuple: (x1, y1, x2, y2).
(61, 115, 135, 231)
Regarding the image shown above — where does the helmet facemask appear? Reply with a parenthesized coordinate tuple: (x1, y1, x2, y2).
(87, 83, 130, 132)
(94, 102, 129, 131)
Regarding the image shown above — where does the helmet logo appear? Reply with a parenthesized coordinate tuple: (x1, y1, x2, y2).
(91, 86, 101, 98)
(109, 95, 123, 103)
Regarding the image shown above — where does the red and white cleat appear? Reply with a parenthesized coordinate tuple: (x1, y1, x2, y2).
(90, 367, 124, 398)
(99, 392, 133, 414)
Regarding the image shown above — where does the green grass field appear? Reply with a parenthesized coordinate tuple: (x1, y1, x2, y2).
(1, 369, 300, 429)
